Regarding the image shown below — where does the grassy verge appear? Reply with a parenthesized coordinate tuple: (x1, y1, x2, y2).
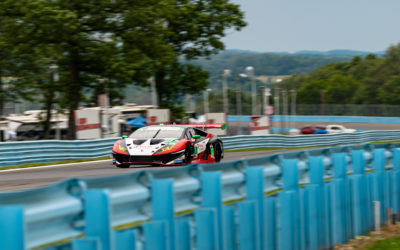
(367, 236, 400, 249)
(0, 157, 110, 171)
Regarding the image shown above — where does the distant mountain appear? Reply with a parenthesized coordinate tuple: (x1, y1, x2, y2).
(225, 49, 384, 57)
(294, 49, 385, 57)
(224, 49, 262, 54)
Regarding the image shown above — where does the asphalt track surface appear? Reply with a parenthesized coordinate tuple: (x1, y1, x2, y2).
(0, 148, 306, 192)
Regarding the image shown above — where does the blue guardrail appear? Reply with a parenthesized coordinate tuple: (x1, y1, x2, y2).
(2, 130, 400, 167)
(1, 142, 400, 249)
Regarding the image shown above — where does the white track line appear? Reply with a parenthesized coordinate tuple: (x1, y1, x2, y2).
(0, 160, 111, 172)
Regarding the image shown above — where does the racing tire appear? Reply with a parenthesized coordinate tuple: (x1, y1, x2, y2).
(184, 144, 192, 165)
(116, 164, 130, 168)
(214, 143, 223, 162)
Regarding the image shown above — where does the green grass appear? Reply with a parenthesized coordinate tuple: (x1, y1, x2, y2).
(0, 157, 110, 171)
(367, 236, 400, 249)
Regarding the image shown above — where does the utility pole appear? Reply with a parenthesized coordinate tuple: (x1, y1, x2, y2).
(222, 69, 231, 114)
(246, 66, 256, 115)
(203, 89, 211, 114)
(282, 89, 288, 133)
(235, 76, 242, 135)
(148, 77, 158, 107)
(290, 89, 296, 130)
(274, 88, 280, 134)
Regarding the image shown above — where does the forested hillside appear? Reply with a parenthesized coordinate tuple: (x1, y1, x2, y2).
(190, 50, 362, 88)
(277, 43, 400, 105)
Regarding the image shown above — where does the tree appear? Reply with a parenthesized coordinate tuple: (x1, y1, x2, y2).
(378, 75, 400, 105)
(325, 75, 360, 104)
(1, 0, 246, 139)
(121, 0, 247, 109)
(296, 80, 326, 104)
(2, 0, 139, 139)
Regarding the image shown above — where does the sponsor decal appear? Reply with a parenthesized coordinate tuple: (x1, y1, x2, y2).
(134, 145, 152, 148)
(162, 145, 174, 152)
(174, 160, 184, 163)
(76, 123, 100, 131)
(164, 139, 178, 144)
(119, 145, 127, 152)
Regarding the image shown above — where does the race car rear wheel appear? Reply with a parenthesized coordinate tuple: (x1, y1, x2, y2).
(214, 143, 223, 162)
(116, 164, 130, 168)
(184, 144, 192, 165)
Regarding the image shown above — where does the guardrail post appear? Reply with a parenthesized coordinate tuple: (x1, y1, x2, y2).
(175, 217, 191, 250)
(330, 153, 350, 244)
(392, 148, 400, 219)
(350, 150, 370, 236)
(195, 208, 219, 250)
(0, 205, 25, 250)
(372, 148, 386, 225)
(151, 178, 175, 250)
(238, 201, 260, 250)
(201, 171, 223, 250)
(385, 169, 393, 221)
(278, 190, 299, 250)
(144, 220, 169, 250)
(278, 159, 302, 250)
(246, 166, 265, 250)
(306, 156, 326, 250)
(84, 189, 114, 250)
(223, 206, 236, 250)
(264, 197, 276, 250)
(72, 238, 101, 250)
(114, 230, 136, 250)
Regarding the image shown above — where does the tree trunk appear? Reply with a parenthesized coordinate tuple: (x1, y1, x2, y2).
(156, 70, 166, 107)
(42, 91, 53, 139)
(0, 72, 3, 117)
(66, 51, 81, 140)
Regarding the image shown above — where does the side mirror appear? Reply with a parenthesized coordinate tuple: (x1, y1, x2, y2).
(192, 135, 201, 139)
(122, 135, 128, 139)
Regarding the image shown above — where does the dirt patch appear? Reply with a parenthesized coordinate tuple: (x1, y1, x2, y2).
(335, 223, 400, 249)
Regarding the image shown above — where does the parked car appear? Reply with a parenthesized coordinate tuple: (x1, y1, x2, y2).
(326, 124, 356, 134)
(300, 125, 327, 135)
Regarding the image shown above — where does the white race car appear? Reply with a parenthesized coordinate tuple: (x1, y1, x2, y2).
(326, 124, 356, 134)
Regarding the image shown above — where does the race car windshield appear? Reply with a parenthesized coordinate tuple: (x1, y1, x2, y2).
(129, 127, 184, 139)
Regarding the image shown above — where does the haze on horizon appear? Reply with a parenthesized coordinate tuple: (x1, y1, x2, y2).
(223, 0, 400, 53)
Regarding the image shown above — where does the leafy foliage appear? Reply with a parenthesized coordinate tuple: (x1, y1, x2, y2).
(0, 0, 246, 138)
(277, 43, 400, 106)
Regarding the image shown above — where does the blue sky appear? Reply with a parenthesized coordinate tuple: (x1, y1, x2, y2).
(223, 0, 400, 53)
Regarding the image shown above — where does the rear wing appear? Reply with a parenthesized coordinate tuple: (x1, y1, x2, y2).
(180, 123, 226, 130)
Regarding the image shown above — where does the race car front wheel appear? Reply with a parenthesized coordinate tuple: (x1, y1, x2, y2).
(184, 144, 192, 164)
(214, 143, 223, 162)
(116, 164, 130, 168)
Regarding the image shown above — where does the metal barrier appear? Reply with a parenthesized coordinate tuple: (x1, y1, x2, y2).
(0, 138, 116, 167)
(1, 130, 400, 167)
(1, 142, 400, 249)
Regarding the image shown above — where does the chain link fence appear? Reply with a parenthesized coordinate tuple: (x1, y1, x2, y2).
(193, 100, 400, 117)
